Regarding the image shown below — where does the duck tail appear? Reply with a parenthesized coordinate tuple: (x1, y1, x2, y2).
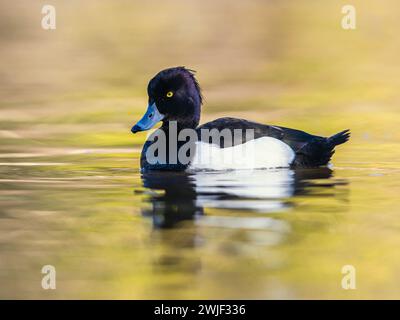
(327, 129, 351, 147)
(291, 129, 350, 167)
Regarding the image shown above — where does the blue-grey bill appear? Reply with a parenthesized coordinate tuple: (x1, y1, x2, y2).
(131, 103, 164, 133)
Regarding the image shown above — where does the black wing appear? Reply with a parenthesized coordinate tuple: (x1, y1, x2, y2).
(197, 117, 350, 167)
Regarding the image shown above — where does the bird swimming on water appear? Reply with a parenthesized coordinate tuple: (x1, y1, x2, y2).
(131, 67, 350, 171)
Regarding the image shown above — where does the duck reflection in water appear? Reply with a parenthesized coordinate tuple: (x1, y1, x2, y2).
(140, 168, 344, 229)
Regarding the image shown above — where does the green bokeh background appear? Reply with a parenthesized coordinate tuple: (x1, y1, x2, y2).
(0, 0, 400, 299)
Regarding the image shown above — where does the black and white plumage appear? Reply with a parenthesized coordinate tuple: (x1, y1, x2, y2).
(131, 67, 350, 171)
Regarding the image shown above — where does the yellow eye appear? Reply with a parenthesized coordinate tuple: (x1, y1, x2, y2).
(166, 91, 174, 98)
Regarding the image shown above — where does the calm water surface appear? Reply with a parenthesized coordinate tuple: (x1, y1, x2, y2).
(1, 0, 400, 299)
(1, 142, 399, 299)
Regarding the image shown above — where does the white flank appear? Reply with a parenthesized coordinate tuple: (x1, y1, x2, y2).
(188, 137, 295, 170)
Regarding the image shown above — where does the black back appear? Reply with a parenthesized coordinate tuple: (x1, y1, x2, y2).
(197, 117, 350, 167)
